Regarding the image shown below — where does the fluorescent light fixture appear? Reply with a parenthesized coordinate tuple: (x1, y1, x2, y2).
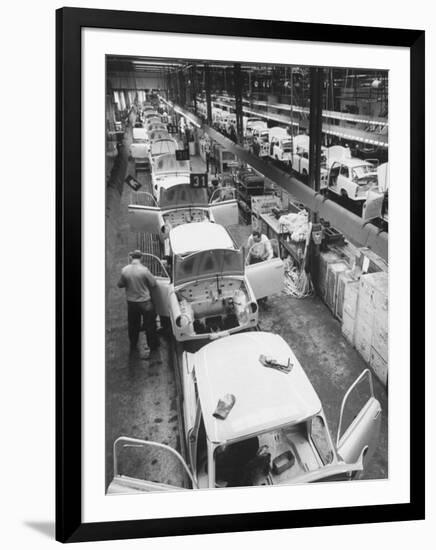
(210, 94, 388, 127)
(132, 60, 183, 66)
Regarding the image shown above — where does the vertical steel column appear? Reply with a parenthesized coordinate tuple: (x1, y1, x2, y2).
(165, 69, 170, 101)
(179, 71, 186, 107)
(167, 69, 173, 102)
(174, 69, 180, 105)
(205, 64, 212, 125)
(308, 67, 324, 209)
(290, 68, 294, 139)
(234, 63, 244, 144)
(308, 67, 324, 289)
(191, 65, 197, 115)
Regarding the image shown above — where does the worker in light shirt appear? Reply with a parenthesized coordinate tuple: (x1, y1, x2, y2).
(246, 230, 274, 264)
(117, 250, 159, 354)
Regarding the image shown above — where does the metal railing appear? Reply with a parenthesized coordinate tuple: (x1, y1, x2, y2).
(113, 436, 198, 489)
(336, 369, 375, 447)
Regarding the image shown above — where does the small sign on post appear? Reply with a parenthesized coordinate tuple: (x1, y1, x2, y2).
(175, 148, 190, 161)
(125, 175, 142, 191)
(190, 173, 208, 188)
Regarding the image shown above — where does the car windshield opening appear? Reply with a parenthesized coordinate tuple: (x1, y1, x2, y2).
(159, 184, 208, 208)
(174, 249, 243, 284)
(214, 437, 266, 488)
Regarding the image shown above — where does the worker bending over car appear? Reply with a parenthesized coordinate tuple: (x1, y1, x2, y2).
(246, 230, 274, 265)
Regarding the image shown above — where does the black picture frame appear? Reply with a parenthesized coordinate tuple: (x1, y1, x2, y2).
(56, 7, 425, 543)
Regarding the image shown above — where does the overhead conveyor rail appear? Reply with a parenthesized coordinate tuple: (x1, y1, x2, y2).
(174, 104, 388, 262)
(208, 96, 388, 148)
(213, 95, 389, 127)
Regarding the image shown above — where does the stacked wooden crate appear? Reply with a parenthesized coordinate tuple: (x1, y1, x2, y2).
(318, 251, 343, 302)
(354, 275, 375, 363)
(318, 246, 388, 387)
(339, 271, 360, 341)
(368, 273, 388, 387)
(353, 272, 388, 387)
(325, 262, 349, 315)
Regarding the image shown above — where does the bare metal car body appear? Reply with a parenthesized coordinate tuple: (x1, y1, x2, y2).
(108, 332, 382, 493)
(126, 217, 284, 341)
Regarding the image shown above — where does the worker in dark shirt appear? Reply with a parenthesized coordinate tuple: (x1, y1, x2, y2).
(117, 250, 159, 353)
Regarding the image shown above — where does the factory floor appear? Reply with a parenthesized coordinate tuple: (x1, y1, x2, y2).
(105, 148, 388, 491)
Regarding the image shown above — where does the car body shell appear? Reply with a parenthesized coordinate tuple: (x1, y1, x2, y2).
(150, 153, 191, 200)
(252, 128, 270, 157)
(326, 156, 379, 201)
(108, 333, 382, 492)
(268, 127, 293, 162)
(244, 118, 267, 135)
(130, 126, 149, 159)
(136, 222, 284, 342)
(148, 138, 178, 168)
(127, 201, 285, 341)
(181, 332, 381, 488)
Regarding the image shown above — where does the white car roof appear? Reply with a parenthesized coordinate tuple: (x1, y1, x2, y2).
(169, 222, 235, 256)
(148, 130, 170, 142)
(193, 332, 322, 444)
(326, 145, 352, 163)
(150, 139, 177, 156)
(132, 127, 147, 141)
(154, 153, 190, 175)
(269, 126, 288, 137)
(156, 176, 191, 191)
(293, 134, 310, 148)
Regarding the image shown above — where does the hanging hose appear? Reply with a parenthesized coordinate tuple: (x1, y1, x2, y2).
(283, 264, 314, 298)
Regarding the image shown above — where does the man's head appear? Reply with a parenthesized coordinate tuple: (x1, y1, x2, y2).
(252, 230, 261, 244)
(131, 250, 142, 260)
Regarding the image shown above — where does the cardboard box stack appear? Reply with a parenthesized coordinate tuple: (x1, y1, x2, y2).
(325, 262, 348, 315)
(318, 251, 342, 302)
(339, 271, 360, 337)
(318, 246, 388, 388)
(351, 271, 388, 387)
(367, 272, 388, 387)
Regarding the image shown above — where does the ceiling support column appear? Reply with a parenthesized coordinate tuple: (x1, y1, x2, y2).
(308, 67, 324, 223)
(205, 64, 213, 125)
(234, 63, 244, 144)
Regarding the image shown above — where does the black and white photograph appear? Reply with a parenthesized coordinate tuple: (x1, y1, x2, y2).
(105, 56, 389, 494)
(0, 0, 431, 547)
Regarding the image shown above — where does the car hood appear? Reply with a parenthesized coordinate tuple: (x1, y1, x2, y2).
(174, 248, 244, 286)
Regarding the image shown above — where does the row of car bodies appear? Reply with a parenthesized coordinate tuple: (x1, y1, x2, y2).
(127, 106, 285, 343)
(129, 110, 179, 172)
(128, 197, 284, 342)
(291, 136, 385, 202)
(250, 128, 384, 203)
(112, 102, 382, 493)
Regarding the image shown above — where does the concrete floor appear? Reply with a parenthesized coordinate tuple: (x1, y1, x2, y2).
(105, 148, 388, 490)
(105, 153, 184, 490)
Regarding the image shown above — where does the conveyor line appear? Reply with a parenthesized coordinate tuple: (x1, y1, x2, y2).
(210, 97, 388, 147)
(172, 103, 388, 261)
